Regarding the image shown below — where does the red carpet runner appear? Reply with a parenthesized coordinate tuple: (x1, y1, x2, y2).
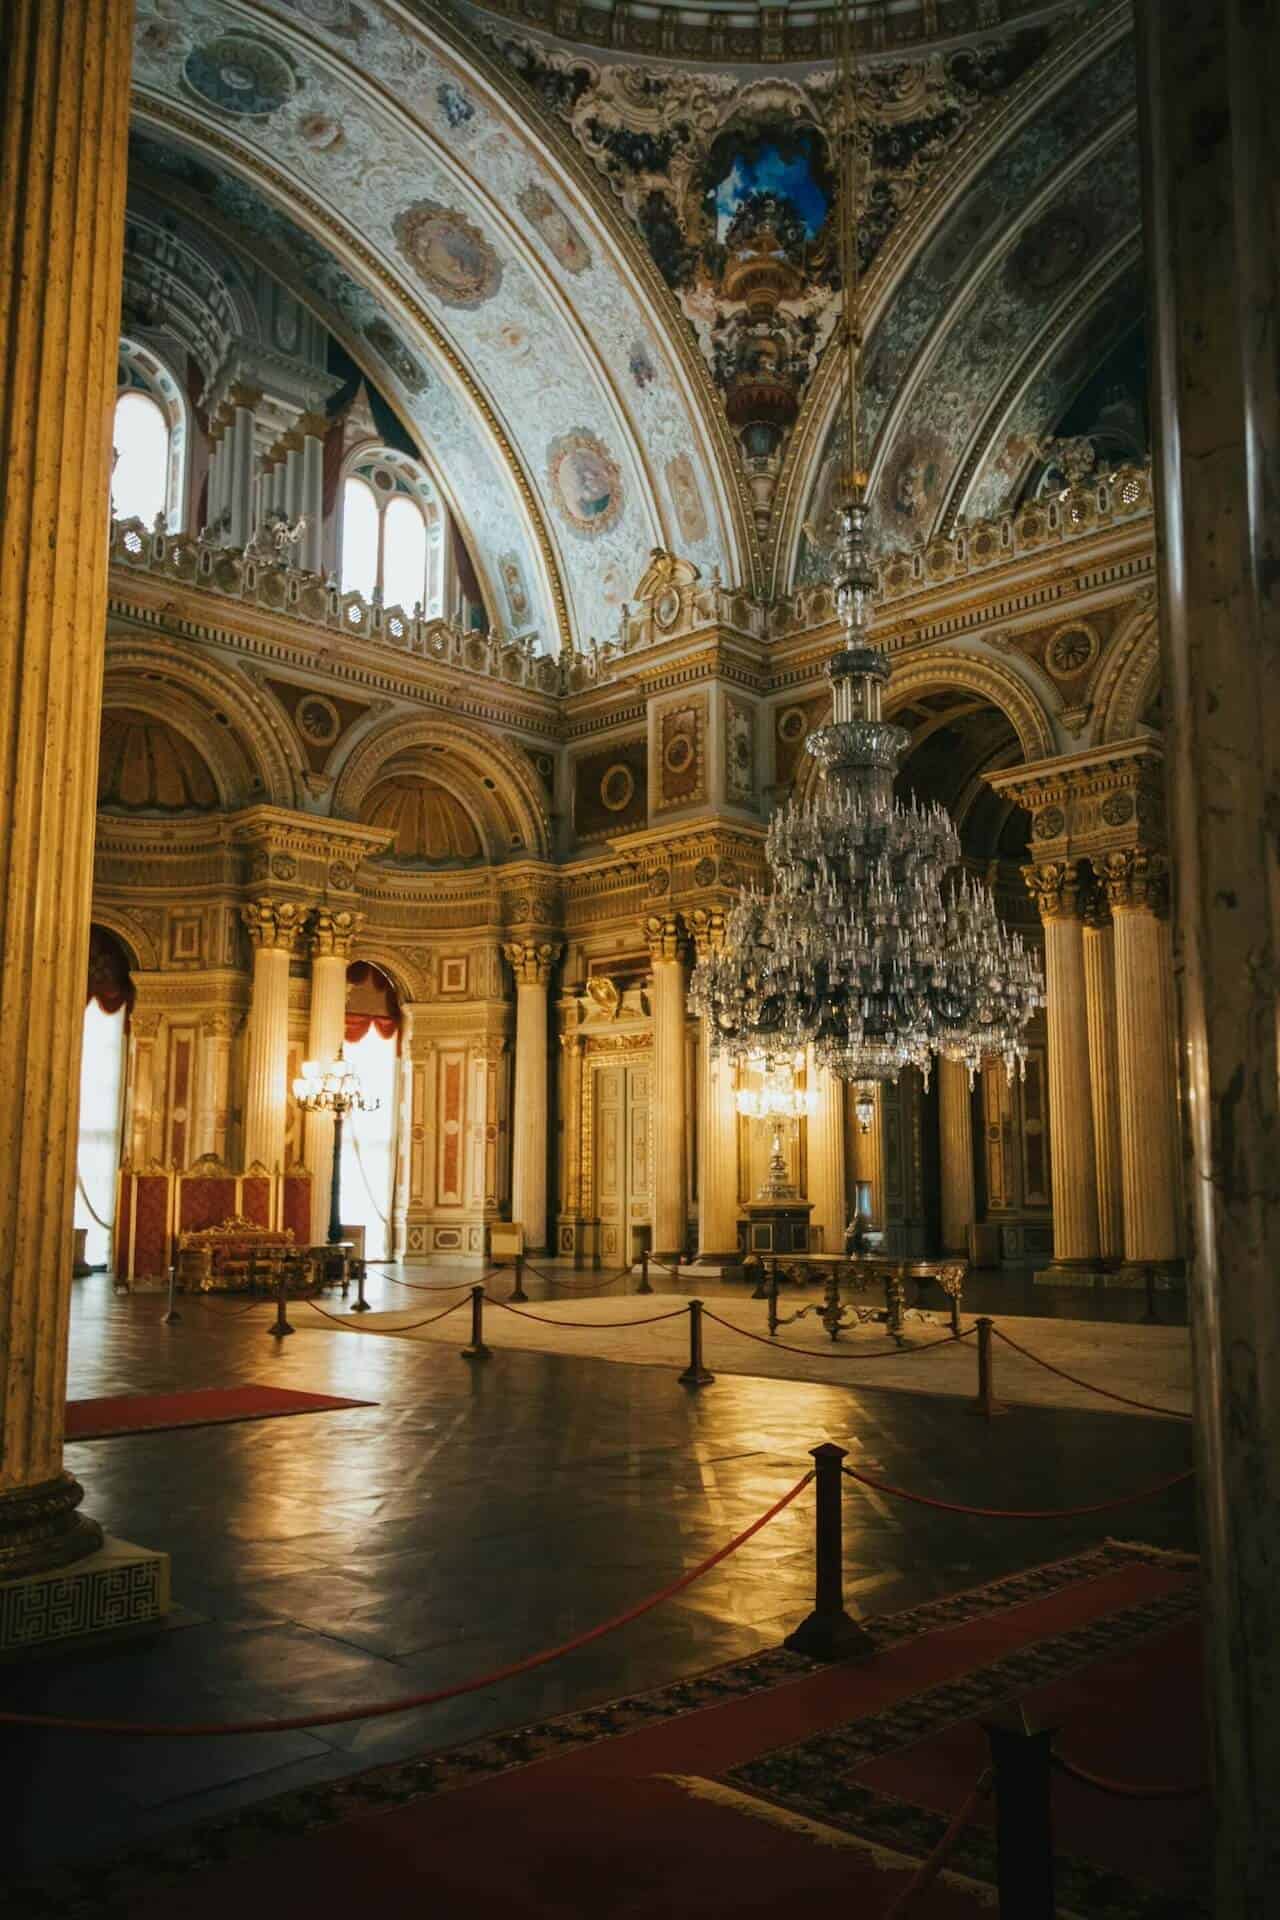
(65, 1385, 375, 1440)
(35, 1541, 1202, 1920)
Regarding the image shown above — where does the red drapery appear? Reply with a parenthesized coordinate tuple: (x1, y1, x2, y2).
(345, 961, 399, 1044)
(87, 925, 134, 1014)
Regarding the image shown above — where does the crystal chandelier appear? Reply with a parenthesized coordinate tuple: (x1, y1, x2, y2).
(690, 1, 1042, 1096)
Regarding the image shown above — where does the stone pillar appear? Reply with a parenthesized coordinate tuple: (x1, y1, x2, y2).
(937, 1058, 975, 1255)
(806, 1052, 847, 1255)
(0, 0, 140, 1584)
(124, 1005, 161, 1168)
(504, 941, 559, 1252)
(1082, 893, 1125, 1264)
(1024, 862, 1101, 1276)
(1095, 851, 1183, 1271)
(392, 1006, 413, 1260)
(557, 1029, 588, 1260)
(197, 1013, 236, 1162)
(306, 907, 363, 1244)
(851, 1085, 884, 1229)
(226, 385, 260, 548)
(691, 911, 738, 1260)
(646, 914, 690, 1259)
(1137, 4, 1280, 1902)
(299, 413, 326, 575)
(241, 900, 305, 1172)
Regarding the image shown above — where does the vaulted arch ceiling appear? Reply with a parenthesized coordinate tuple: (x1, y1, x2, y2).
(131, 0, 751, 651)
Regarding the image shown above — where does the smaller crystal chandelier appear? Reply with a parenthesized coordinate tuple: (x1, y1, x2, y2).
(734, 1054, 814, 1201)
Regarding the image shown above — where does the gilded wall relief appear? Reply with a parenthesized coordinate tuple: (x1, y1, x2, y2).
(573, 737, 648, 840)
(547, 430, 624, 537)
(725, 696, 756, 806)
(656, 695, 707, 812)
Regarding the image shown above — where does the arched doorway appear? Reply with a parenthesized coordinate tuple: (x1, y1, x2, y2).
(340, 963, 402, 1262)
(75, 927, 134, 1268)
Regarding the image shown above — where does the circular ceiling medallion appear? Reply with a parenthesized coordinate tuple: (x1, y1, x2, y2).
(600, 763, 636, 813)
(1046, 623, 1098, 678)
(654, 585, 681, 630)
(664, 732, 695, 776)
(777, 706, 808, 743)
(546, 429, 623, 538)
(183, 34, 298, 117)
(296, 694, 341, 746)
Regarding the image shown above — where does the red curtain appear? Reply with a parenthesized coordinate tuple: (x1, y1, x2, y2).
(87, 925, 133, 1014)
(345, 961, 399, 1044)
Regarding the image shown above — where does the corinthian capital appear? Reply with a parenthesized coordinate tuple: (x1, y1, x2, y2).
(645, 912, 689, 964)
(310, 907, 365, 960)
(242, 898, 307, 952)
(1022, 860, 1083, 923)
(505, 940, 561, 988)
(688, 906, 727, 961)
(1093, 848, 1170, 916)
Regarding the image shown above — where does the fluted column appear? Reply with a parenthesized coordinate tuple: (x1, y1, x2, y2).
(306, 907, 363, 1243)
(241, 900, 306, 1173)
(504, 941, 559, 1252)
(226, 384, 260, 548)
(197, 1013, 236, 1162)
(692, 912, 738, 1259)
(937, 1058, 975, 1255)
(1082, 892, 1124, 1263)
(805, 1051, 846, 1254)
(646, 915, 690, 1259)
(298, 412, 326, 575)
(1095, 851, 1183, 1268)
(1025, 862, 1101, 1271)
(852, 1085, 884, 1228)
(392, 1007, 413, 1260)
(0, 0, 134, 1569)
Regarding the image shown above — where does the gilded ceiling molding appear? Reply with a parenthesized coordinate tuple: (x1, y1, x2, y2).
(86, 903, 161, 974)
(770, 0, 1134, 594)
(330, 713, 552, 862)
(100, 676, 252, 812)
(407, 0, 761, 594)
(1094, 602, 1161, 743)
(132, 98, 575, 654)
(884, 650, 1057, 763)
(103, 630, 303, 807)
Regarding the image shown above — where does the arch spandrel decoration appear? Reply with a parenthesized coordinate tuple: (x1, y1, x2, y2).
(1093, 603, 1161, 745)
(130, 0, 746, 648)
(331, 716, 552, 865)
(85, 905, 159, 975)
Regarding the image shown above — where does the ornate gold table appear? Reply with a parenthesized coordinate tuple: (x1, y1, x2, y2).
(753, 1252, 967, 1345)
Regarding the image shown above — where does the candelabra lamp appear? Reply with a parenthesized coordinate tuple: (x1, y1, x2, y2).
(292, 1058, 379, 1245)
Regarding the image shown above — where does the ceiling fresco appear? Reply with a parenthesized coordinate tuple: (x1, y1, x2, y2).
(791, 25, 1139, 581)
(132, 0, 745, 649)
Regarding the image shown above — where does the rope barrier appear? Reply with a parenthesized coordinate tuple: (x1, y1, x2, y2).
(303, 1292, 473, 1336)
(75, 1169, 113, 1232)
(702, 1309, 976, 1361)
(879, 1767, 995, 1918)
(491, 1299, 689, 1331)
(1051, 1748, 1208, 1801)
(186, 1294, 272, 1319)
(368, 1272, 477, 1296)
(990, 1326, 1192, 1420)
(523, 1261, 632, 1293)
(0, 1471, 814, 1737)
(841, 1461, 1194, 1521)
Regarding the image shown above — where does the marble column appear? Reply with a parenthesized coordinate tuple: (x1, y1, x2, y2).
(197, 1013, 236, 1163)
(241, 900, 306, 1173)
(1024, 862, 1101, 1274)
(806, 1053, 847, 1255)
(298, 413, 326, 575)
(851, 1085, 884, 1229)
(937, 1058, 975, 1255)
(1082, 893, 1125, 1263)
(504, 941, 559, 1252)
(124, 1006, 161, 1168)
(226, 385, 260, 549)
(306, 908, 363, 1244)
(1095, 852, 1183, 1270)
(1138, 4, 1280, 1901)
(0, 0, 134, 1575)
(692, 912, 738, 1260)
(558, 1030, 587, 1260)
(646, 915, 690, 1259)
(392, 1007, 413, 1261)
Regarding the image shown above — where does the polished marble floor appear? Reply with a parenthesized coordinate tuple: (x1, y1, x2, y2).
(5, 1273, 1197, 1882)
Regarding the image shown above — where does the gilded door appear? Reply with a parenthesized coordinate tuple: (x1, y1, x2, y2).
(592, 1060, 652, 1262)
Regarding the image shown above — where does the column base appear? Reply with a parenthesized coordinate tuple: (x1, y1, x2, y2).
(1033, 1262, 1113, 1288)
(1, 1534, 170, 1658)
(1107, 1260, 1188, 1292)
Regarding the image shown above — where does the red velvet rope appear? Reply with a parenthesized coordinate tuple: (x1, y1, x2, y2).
(372, 1273, 478, 1296)
(186, 1295, 271, 1319)
(0, 1472, 814, 1737)
(304, 1293, 472, 1335)
(842, 1461, 1194, 1520)
(492, 1300, 689, 1331)
(701, 1310, 975, 1361)
(990, 1326, 1192, 1420)
(524, 1262, 633, 1293)
(1052, 1749, 1208, 1800)
(880, 1767, 994, 1918)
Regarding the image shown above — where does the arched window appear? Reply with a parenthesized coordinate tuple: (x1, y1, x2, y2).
(339, 449, 443, 616)
(112, 391, 169, 527)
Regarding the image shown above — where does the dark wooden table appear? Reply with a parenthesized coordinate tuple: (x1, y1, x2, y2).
(754, 1251, 967, 1344)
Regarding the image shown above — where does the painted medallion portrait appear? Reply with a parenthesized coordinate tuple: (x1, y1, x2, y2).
(516, 185, 592, 276)
(547, 430, 623, 537)
(392, 199, 502, 310)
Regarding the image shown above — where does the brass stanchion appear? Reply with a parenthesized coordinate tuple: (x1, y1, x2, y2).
(678, 1299, 714, 1387)
(885, 1269, 906, 1339)
(270, 1263, 294, 1340)
(750, 1256, 770, 1301)
(350, 1258, 370, 1313)
(969, 1316, 1007, 1417)
(637, 1248, 653, 1295)
(162, 1266, 181, 1327)
(767, 1262, 781, 1335)
(982, 1707, 1058, 1918)
(461, 1285, 490, 1360)
(509, 1252, 528, 1303)
(783, 1444, 873, 1661)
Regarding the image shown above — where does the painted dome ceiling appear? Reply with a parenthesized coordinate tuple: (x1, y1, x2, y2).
(361, 775, 486, 864)
(99, 709, 221, 812)
(129, 0, 1141, 623)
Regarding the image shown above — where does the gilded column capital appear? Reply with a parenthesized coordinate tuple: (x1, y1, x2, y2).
(1082, 874, 1112, 931)
(645, 912, 690, 965)
(504, 940, 561, 988)
(1022, 860, 1084, 922)
(242, 898, 307, 953)
(310, 906, 365, 960)
(688, 906, 727, 962)
(1093, 848, 1170, 917)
